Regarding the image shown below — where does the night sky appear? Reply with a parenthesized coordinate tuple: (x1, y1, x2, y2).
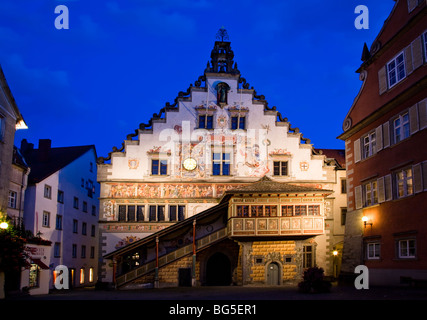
(1, 0, 395, 159)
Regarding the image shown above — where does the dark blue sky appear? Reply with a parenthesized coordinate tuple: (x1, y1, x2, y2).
(1, 0, 395, 159)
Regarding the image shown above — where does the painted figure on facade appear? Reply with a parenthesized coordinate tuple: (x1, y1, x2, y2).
(216, 82, 230, 104)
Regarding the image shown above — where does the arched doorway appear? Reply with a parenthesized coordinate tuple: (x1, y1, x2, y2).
(206, 252, 231, 286)
(266, 262, 280, 285)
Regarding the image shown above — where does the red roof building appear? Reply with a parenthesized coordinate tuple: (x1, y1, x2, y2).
(338, 0, 427, 286)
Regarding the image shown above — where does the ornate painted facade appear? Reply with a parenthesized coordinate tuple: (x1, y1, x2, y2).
(97, 31, 346, 287)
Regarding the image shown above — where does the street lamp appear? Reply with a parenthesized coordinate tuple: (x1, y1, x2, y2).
(362, 216, 372, 228)
(0, 222, 8, 230)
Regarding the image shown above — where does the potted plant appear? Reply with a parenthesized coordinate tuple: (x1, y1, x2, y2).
(298, 267, 331, 293)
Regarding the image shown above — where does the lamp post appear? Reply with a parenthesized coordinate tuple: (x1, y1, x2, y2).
(332, 250, 339, 279)
(362, 216, 372, 228)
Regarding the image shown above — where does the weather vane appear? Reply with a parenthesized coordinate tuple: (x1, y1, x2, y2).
(216, 26, 229, 41)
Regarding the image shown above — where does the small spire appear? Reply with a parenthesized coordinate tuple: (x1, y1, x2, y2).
(216, 26, 229, 42)
(361, 42, 371, 62)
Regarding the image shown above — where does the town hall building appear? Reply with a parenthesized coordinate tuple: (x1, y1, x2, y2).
(97, 29, 347, 288)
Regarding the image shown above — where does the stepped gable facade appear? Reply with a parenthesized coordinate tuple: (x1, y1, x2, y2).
(98, 31, 347, 287)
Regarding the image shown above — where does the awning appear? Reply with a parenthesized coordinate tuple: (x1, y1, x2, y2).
(31, 258, 49, 270)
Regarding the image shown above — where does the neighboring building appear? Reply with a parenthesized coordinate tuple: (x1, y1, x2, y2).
(0, 65, 27, 216)
(338, 0, 427, 285)
(7, 146, 30, 227)
(0, 65, 28, 298)
(21, 139, 100, 289)
(97, 30, 347, 287)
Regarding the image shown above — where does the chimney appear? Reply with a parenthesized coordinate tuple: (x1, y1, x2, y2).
(20, 139, 34, 156)
(38, 139, 51, 162)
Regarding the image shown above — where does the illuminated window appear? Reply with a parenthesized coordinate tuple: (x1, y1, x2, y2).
(364, 181, 378, 206)
(80, 268, 85, 284)
(29, 264, 40, 288)
(89, 268, 94, 282)
(395, 167, 413, 198)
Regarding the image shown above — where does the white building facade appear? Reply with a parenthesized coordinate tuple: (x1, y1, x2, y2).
(97, 35, 346, 285)
(22, 139, 99, 290)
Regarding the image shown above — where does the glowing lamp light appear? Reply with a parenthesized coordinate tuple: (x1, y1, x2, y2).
(332, 250, 338, 256)
(362, 216, 372, 228)
(0, 222, 8, 229)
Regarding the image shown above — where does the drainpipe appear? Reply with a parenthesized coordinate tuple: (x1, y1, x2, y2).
(192, 219, 197, 286)
(154, 236, 159, 288)
(112, 256, 117, 288)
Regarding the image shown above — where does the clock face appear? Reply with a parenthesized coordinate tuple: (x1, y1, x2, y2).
(183, 158, 197, 171)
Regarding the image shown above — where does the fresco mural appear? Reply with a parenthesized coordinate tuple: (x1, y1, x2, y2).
(107, 183, 245, 199)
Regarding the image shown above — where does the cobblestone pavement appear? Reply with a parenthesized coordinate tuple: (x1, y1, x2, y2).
(5, 284, 425, 319)
(6, 283, 427, 300)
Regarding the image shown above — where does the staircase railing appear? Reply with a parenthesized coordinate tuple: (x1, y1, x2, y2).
(115, 227, 228, 287)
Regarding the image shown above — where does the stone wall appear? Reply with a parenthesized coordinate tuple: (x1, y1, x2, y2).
(250, 241, 298, 283)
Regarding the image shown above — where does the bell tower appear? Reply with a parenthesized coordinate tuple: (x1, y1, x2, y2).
(205, 27, 240, 74)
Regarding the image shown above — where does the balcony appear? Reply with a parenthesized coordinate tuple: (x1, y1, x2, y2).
(228, 216, 324, 237)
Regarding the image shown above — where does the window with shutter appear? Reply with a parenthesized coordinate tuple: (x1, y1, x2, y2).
(418, 99, 427, 130)
(412, 163, 423, 193)
(354, 139, 361, 163)
(378, 66, 387, 95)
(355, 185, 363, 209)
(378, 177, 385, 203)
(363, 132, 376, 158)
(409, 104, 419, 135)
(383, 122, 390, 148)
(424, 32, 427, 62)
(376, 125, 383, 152)
(384, 174, 393, 201)
(395, 167, 413, 198)
(423, 162, 427, 192)
(411, 36, 423, 70)
(404, 45, 413, 75)
(393, 112, 410, 143)
(364, 181, 378, 207)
